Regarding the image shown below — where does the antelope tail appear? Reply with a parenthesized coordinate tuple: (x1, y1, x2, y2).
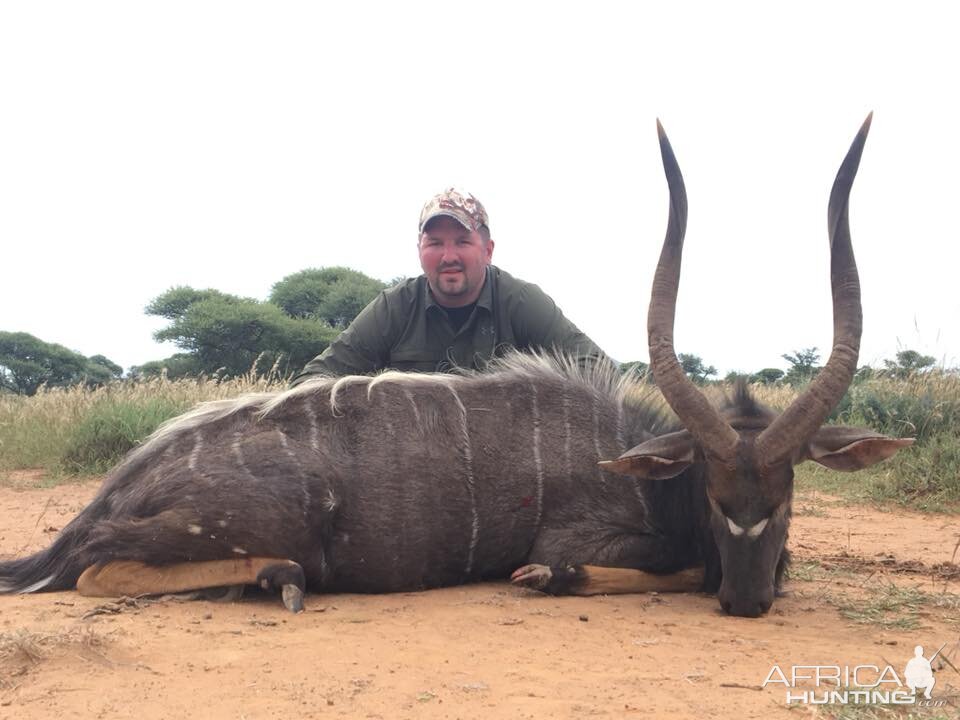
(0, 514, 93, 594)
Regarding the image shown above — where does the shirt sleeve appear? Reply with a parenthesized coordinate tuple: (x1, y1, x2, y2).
(289, 291, 393, 384)
(511, 283, 615, 370)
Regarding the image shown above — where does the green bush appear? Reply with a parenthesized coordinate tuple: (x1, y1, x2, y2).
(831, 372, 960, 442)
(58, 397, 191, 474)
(1, 372, 286, 482)
(865, 433, 960, 511)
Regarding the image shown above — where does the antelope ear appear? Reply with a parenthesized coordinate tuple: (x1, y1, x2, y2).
(800, 426, 914, 471)
(599, 430, 696, 479)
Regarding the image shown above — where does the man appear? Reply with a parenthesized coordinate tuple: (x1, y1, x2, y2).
(291, 188, 610, 383)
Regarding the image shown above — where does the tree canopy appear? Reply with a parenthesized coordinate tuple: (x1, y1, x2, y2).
(678, 353, 717, 384)
(142, 268, 385, 378)
(750, 367, 785, 385)
(619, 360, 649, 380)
(782, 347, 821, 386)
(128, 353, 203, 380)
(146, 291, 337, 378)
(269, 267, 386, 328)
(883, 349, 936, 379)
(0, 331, 120, 394)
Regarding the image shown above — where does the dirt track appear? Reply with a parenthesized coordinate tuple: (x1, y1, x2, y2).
(1, 477, 958, 719)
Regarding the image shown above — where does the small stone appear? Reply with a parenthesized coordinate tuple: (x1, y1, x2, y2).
(579, 615, 589, 622)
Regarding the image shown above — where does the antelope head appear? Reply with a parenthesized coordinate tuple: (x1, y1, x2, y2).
(604, 115, 913, 617)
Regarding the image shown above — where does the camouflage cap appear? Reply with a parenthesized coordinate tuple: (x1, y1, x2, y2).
(418, 188, 490, 234)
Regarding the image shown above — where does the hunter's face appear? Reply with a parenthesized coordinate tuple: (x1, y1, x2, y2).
(418, 216, 493, 308)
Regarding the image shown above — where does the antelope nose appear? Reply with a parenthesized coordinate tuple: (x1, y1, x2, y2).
(719, 596, 772, 618)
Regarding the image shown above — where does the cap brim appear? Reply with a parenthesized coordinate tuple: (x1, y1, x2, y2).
(419, 211, 472, 233)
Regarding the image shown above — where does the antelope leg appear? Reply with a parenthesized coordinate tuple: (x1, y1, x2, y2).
(77, 557, 306, 612)
(511, 563, 704, 596)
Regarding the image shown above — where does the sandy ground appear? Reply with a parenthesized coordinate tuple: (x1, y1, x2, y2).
(1, 475, 958, 719)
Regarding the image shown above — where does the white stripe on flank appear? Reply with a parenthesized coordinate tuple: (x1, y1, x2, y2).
(277, 429, 310, 518)
(592, 397, 604, 483)
(231, 431, 246, 470)
(188, 431, 203, 471)
(616, 401, 626, 452)
(562, 388, 572, 482)
(369, 372, 459, 431)
(159, 442, 175, 464)
(402, 388, 423, 431)
(305, 400, 319, 452)
(446, 385, 479, 576)
(530, 383, 544, 530)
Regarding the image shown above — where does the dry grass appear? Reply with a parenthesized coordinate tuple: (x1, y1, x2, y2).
(1, 367, 957, 509)
(818, 704, 957, 720)
(0, 625, 110, 686)
(0, 365, 287, 479)
(819, 576, 960, 632)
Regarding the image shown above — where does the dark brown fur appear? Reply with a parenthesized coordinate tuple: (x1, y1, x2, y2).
(1, 354, 735, 596)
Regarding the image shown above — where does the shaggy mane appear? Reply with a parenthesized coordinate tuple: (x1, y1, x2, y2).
(113, 351, 642, 477)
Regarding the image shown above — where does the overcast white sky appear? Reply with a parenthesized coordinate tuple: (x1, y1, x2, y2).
(1, 2, 957, 376)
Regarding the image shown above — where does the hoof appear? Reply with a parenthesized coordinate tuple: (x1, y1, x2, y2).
(281, 584, 305, 613)
(256, 561, 306, 613)
(510, 563, 553, 591)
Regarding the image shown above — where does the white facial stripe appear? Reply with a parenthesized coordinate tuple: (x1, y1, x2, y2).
(710, 496, 775, 541)
(725, 514, 770, 540)
(726, 517, 745, 536)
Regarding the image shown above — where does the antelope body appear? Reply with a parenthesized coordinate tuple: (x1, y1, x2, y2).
(0, 116, 911, 617)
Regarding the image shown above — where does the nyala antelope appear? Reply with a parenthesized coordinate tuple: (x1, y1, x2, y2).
(0, 115, 910, 617)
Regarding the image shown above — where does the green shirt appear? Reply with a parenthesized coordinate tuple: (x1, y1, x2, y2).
(291, 266, 610, 382)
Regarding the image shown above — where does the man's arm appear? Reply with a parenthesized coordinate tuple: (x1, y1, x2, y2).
(290, 292, 393, 385)
(511, 283, 615, 369)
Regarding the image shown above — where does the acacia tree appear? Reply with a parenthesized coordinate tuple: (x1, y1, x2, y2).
(143, 268, 385, 378)
(147, 289, 337, 378)
(619, 360, 650, 380)
(883, 349, 936, 379)
(750, 368, 785, 385)
(88, 354, 124, 380)
(0, 332, 120, 394)
(782, 347, 821, 386)
(678, 353, 717, 384)
(128, 353, 202, 380)
(269, 267, 386, 328)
